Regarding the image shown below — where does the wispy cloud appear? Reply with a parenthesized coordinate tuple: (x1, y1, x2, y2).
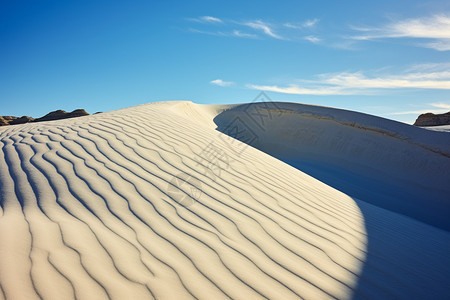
(389, 109, 447, 115)
(186, 16, 323, 41)
(244, 20, 283, 39)
(389, 103, 450, 115)
(231, 30, 258, 38)
(246, 84, 349, 95)
(319, 72, 450, 89)
(330, 40, 359, 50)
(304, 35, 321, 44)
(188, 28, 256, 39)
(406, 62, 450, 72)
(284, 18, 320, 30)
(283, 23, 301, 29)
(422, 39, 450, 51)
(186, 17, 278, 39)
(188, 16, 223, 23)
(247, 69, 450, 95)
(188, 28, 222, 36)
(351, 14, 450, 51)
(303, 18, 319, 28)
(430, 102, 450, 109)
(210, 79, 234, 87)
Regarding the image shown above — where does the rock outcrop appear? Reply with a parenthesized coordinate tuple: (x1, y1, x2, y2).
(0, 116, 9, 126)
(9, 116, 35, 125)
(67, 109, 89, 118)
(0, 109, 89, 126)
(0, 115, 35, 126)
(34, 109, 89, 122)
(414, 112, 450, 126)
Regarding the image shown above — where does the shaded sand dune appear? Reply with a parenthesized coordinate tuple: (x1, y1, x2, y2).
(0, 101, 449, 299)
(214, 102, 450, 230)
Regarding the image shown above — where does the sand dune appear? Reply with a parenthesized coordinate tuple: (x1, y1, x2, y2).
(0, 101, 449, 299)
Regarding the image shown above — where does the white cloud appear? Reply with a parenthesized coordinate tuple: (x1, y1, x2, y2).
(232, 30, 257, 38)
(284, 18, 319, 30)
(401, 71, 450, 80)
(247, 70, 450, 95)
(246, 84, 350, 95)
(244, 20, 283, 39)
(283, 23, 301, 29)
(189, 28, 258, 39)
(186, 16, 323, 41)
(406, 62, 450, 72)
(330, 40, 359, 50)
(210, 79, 234, 87)
(303, 18, 319, 28)
(188, 16, 223, 23)
(389, 109, 448, 115)
(188, 28, 222, 36)
(389, 103, 450, 115)
(353, 14, 450, 39)
(304, 35, 321, 43)
(422, 39, 450, 51)
(319, 72, 450, 89)
(351, 14, 450, 51)
(430, 102, 450, 109)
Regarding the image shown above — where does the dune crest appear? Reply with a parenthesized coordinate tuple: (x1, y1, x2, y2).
(0, 101, 449, 299)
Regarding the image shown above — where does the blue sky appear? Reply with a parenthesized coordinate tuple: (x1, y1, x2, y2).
(1, 0, 449, 124)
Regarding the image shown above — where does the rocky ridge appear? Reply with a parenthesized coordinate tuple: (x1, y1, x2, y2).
(0, 109, 89, 126)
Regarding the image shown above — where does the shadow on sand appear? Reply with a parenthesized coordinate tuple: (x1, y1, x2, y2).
(213, 103, 450, 299)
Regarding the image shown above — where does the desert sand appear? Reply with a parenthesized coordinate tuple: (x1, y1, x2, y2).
(0, 101, 449, 299)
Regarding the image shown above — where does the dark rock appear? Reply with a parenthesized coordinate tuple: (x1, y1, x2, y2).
(1, 108, 89, 126)
(34, 109, 89, 122)
(0, 116, 8, 126)
(66, 109, 89, 119)
(34, 110, 68, 122)
(2, 116, 16, 121)
(10, 116, 34, 125)
(413, 111, 450, 126)
(0, 116, 20, 126)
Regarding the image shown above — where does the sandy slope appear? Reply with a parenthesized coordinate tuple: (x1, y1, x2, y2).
(0, 101, 449, 300)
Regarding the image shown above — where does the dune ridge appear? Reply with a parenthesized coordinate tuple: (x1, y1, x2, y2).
(0, 101, 449, 299)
